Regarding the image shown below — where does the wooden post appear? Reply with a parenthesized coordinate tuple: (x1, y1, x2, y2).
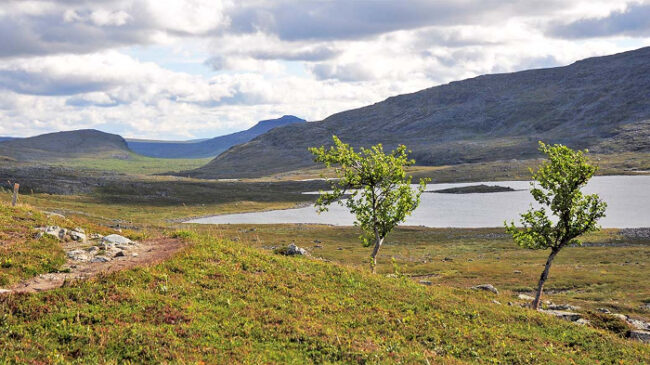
(11, 183, 19, 207)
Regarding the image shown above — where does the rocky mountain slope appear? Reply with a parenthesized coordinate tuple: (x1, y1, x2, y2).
(0, 129, 131, 161)
(189, 47, 650, 179)
(127, 115, 305, 158)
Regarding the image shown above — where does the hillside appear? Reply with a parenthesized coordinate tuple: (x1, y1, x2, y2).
(189, 47, 650, 179)
(127, 115, 305, 158)
(0, 202, 648, 363)
(0, 129, 131, 161)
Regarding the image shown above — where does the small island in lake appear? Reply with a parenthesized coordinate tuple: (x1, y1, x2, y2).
(429, 184, 516, 194)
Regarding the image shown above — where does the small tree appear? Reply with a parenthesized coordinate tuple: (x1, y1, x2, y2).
(309, 136, 428, 272)
(505, 142, 607, 310)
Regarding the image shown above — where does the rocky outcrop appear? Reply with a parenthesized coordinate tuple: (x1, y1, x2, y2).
(471, 284, 498, 294)
(627, 330, 650, 343)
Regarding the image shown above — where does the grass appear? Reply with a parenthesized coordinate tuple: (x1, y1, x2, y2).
(0, 205, 66, 286)
(0, 162, 648, 363)
(0, 227, 647, 364)
(51, 153, 212, 175)
(208, 224, 650, 321)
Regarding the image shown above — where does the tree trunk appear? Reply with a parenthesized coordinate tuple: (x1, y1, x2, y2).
(532, 248, 560, 310)
(370, 236, 384, 273)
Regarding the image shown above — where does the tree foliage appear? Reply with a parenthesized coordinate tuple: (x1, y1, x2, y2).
(309, 136, 428, 270)
(506, 142, 607, 250)
(505, 142, 607, 308)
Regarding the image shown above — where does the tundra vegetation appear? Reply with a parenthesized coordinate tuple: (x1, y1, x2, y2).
(506, 143, 607, 309)
(309, 136, 428, 272)
(0, 139, 648, 363)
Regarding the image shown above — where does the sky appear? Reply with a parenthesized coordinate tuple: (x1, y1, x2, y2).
(0, 1, 649, 140)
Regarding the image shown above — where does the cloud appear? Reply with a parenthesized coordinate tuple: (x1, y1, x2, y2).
(0, 0, 648, 140)
(548, 3, 650, 38)
(0, 0, 229, 58)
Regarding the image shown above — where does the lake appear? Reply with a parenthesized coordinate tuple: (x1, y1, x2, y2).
(186, 175, 650, 228)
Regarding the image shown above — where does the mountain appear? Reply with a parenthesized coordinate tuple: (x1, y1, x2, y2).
(127, 115, 306, 158)
(189, 47, 650, 179)
(0, 129, 131, 161)
(0, 137, 13, 142)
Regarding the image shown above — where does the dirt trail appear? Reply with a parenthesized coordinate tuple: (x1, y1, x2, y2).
(7, 238, 184, 294)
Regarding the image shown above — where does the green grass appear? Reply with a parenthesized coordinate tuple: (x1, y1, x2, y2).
(209, 225, 650, 320)
(51, 153, 212, 175)
(0, 205, 67, 286)
(0, 229, 647, 364)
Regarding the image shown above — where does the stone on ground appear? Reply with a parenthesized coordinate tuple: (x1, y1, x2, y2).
(627, 330, 650, 343)
(102, 234, 132, 245)
(471, 284, 499, 294)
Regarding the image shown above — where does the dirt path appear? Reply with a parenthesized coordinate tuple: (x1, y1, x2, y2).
(7, 238, 184, 294)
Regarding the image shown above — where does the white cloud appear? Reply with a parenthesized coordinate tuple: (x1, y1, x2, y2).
(0, 0, 648, 140)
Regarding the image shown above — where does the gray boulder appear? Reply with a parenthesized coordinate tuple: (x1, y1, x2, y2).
(286, 243, 307, 256)
(69, 230, 87, 243)
(539, 309, 582, 322)
(518, 294, 535, 301)
(627, 317, 650, 331)
(471, 284, 499, 294)
(102, 234, 132, 245)
(44, 226, 67, 240)
(91, 256, 111, 263)
(67, 249, 91, 262)
(627, 330, 650, 343)
(547, 304, 581, 311)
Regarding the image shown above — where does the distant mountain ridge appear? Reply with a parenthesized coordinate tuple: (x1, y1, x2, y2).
(127, 115, 305, 158)
(0, 129, 130, 161)
(189, 47, 650, 179)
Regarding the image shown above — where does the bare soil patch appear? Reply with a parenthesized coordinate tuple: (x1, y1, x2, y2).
(7, 238, 184, 293)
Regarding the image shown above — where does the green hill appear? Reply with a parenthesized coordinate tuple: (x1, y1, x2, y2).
(0, 204, 647, 363)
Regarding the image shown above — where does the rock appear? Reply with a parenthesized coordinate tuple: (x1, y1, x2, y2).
(627, 318, 650, 331)
(114, 251, 126, 257)
(102, 234, 132, 245)
(492, 300, 501, 305)
(85, 246, 99, 253)
(91, 256, 111, 263)
(313, 240, 321, 243)
(69, 230, 87, 243)
(513, 270, 522, 274)
(611, 313, 628, 322)
(419, 280, 433, 286)
(131, 253, 139, 257)
(67, 249, 91, 262)
(89, 233, 104, 240)
(43, 226, 66, 240)
(442, 257, 453, 262)
(547, 304, 581, 311)
(641, 303, 650, 311)
(518, 294, 535, 301)
(597, 307, 611, 314)
(313, 245, 323, 248)
(472, 284, 498, 294)
(44, 211, 65, 219)
(286, 243, 307, 256)
(627, 330, 650, 343)
(575, 318, 590, 326)
(539, 310, 582, 322)
(74, 227, 85, 234)
(0, 289, 12, 295)
(337, 247, 343, 250)
(35, 232, 44, 239)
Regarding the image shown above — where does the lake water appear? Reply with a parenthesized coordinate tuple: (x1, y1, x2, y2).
(186, 175, 650, 228)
